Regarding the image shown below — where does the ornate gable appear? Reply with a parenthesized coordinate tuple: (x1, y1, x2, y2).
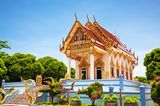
(69, 27, 89, 43)
(78, 58, 89, 68)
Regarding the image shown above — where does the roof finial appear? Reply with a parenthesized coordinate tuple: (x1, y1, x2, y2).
(93, 15, 96, 22)
(75, 13, 78, 21)
(86, 14, 89, 22)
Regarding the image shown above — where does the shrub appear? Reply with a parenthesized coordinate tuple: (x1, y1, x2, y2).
(77, 82, 103, 106)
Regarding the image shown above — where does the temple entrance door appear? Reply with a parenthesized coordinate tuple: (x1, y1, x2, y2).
(96, 67, 102, 79)
(82, 68, 87, 79)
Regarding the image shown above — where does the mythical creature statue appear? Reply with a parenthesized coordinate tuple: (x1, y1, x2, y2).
(0, 86, 6, 103)
(39, 77, 75, 104)
(20, 77, 33, 105)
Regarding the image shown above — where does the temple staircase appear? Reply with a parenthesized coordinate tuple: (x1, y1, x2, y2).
(5, 86, 45, 105)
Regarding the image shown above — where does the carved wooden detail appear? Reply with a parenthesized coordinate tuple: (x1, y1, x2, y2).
(78, 58, 89, 79)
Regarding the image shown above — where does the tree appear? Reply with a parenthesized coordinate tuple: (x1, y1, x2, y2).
(0, 52, 10, 82)
(144, 48, 160, 105)
(144, 48, 160, 80)
(6, 53, 36, 81)
(0, 41, 11, 50)
(0, 58, 7, 81)
(32, 62, 45, 79)
(37, 56, 67, 81)
(151, 76, 160, 106)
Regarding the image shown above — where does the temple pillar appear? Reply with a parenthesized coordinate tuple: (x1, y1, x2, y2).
(75, 61, 79, 79)
(114, 66, 117, 78)
(67, 57, 71, 77)
(128, 70, 130, 80)
(90, 53, 94, 79)
(108, 56, 111, 79)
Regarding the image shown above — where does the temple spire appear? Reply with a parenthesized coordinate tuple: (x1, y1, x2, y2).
(75, 13, 78, 21)
(93, 15, 97, 22)
(86, 14, 89, 22)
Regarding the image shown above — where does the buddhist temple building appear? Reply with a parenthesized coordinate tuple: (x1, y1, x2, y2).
(60, 17, 138, 80)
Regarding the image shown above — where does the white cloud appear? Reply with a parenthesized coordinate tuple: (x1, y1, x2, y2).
(133, 49, 151, 77)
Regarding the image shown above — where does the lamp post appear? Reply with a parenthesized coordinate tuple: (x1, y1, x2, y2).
(119, 88, 122, 106)
(119, 73, 123, 106)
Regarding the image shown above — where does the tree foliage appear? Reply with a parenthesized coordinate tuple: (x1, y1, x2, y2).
(144, 48, 160, 105)
(37, 56, 67, 81)
(0, 58, 7, 79)
(0, 41, 11, 50)
(144, 48, 160, 80)
(0, 52, 72, 83)
(151, 76, 160, 105)
(134, 76, 149, 83)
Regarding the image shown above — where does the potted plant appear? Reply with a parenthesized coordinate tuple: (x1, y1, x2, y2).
(103, 93, 118, 106)
(70, 96, 81, 106)
(124, 96, 138, 106)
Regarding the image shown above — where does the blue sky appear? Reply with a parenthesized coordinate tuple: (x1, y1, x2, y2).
(0, 0, 160, 77)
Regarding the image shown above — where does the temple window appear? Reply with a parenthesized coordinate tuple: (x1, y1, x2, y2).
(96, 67, 102, 79)
(130, 72, 132, 80)
(126, 72, 128, 80)
(117, 69, 119, 78)
(82, 68, 87, 79)
(122, 70, 124, 76)
(111, 67, 114, 77)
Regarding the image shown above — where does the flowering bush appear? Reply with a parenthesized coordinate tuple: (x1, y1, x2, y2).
(77, 82, 103, 106)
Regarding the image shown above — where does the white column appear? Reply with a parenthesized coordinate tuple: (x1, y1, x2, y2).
(67, 57, 71, 77)
(75, 61, 79, 79)
(114, 66, 117, 78)
(90, 54, 94, 80)
(108, 56, 111, 79)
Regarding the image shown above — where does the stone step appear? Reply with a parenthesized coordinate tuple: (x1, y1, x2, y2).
(5, 86, 45, 105)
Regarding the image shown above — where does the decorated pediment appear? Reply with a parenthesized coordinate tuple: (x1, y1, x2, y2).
(69, 28, 89, 43)
(95, 58, 104, 67)
(60, 20, 92, 53)
(78, 58, 89, 68)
